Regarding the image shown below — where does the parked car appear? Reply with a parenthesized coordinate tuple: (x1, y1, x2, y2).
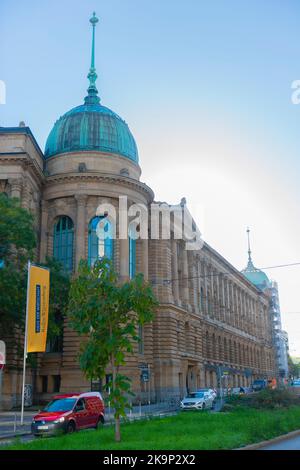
(31, 392, 105, 436)
(180, 391, 214, 411)
(252, 379, 267, 392)
(231, 387, 246, 395)
(196, 388, 217, 403)
(291, 379, 300, 387)
(196, 388, 217, 398)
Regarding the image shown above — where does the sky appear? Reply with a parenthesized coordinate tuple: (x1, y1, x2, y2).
(1, 0, 300, 355)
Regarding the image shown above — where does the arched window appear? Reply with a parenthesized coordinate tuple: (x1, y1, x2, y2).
(88, 216, 114, 266)
(129, 236, 136, 279)
(53, 216, 74, 271)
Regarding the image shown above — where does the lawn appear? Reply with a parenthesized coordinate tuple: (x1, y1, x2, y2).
(4, 406, 300, 450)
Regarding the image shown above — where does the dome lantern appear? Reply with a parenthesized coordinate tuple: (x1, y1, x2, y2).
(44, 13, 139, 164)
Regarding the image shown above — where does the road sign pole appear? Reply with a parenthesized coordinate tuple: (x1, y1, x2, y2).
(0, 368, 3, 412)
(21, 260, 31, 425)
(0, 341, 6, 411)
(148, 364, 151, 414)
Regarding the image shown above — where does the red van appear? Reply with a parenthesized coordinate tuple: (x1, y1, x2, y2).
(31, 392, 105, 436)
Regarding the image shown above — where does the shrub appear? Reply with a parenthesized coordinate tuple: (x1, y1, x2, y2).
(225, 388, 299, 410)
(251, 388, 299, 409)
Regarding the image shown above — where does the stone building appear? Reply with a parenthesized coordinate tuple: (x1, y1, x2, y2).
(0, 14, 276, 409)
(242, 232, 289, 382)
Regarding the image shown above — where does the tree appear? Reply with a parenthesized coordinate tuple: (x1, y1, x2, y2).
(288, 355, 300, 380)
(0, 194, 36, 334)
(0, 194, 70, 343)
(43, 257, 70, 347)
(67, 258, 158, 442)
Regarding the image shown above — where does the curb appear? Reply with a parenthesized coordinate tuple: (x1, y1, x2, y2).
(0, 432, 31, 442)
(236, 428, 300, 450)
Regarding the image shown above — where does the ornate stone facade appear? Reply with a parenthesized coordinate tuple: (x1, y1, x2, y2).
(0, 126, 276, 409)
(0, 13, 276, 409)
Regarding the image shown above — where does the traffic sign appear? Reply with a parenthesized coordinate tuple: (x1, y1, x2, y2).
(141, 370, 149, 382)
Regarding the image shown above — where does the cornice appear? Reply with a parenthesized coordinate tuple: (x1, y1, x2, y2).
(45, 172, 154, 202)
(0, 152, 45, 186)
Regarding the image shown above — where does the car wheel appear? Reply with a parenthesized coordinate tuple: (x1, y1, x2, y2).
(95, 415, 104, 430)
(67, 421, 76, 434)
(202, 403, 206, 411)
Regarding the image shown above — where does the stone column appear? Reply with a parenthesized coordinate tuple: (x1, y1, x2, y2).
(141, 238, 149, 281)
(120, 237, 129, 282)
(9, 178, 23, 199)
(171, 240, 179, 304)
(182, 247, 189, 307)
(21, 180, 30, 210)
(39, 200, 49, 262)
(191, 261, 198, 313)
(75, 194, 87, 268)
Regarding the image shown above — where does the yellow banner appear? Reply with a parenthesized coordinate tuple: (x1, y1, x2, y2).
(27, 265, 50, 353)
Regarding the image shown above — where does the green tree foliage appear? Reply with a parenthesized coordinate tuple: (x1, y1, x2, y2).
(43, 257, 70, 342)
(0, 194, 36, 334)
(67, 258, 158, 442)
(0, 194, 70, 344)
(288, 355, 300, 379)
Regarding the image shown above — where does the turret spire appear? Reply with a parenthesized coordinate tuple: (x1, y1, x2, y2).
(247, 227, 252, 262)
(84, 12, 100, 105)
(245, 227, 255, 271)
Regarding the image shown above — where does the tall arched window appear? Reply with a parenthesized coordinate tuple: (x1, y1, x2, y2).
(129, 236, 136, 279)
(88, 216, 114, 266)
(53, 216, 74, 271)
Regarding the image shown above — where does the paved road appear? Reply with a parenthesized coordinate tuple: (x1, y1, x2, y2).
(260, 435, 300, 450)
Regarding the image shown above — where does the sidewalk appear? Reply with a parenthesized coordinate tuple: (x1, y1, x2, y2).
(0, 411, 34, 440)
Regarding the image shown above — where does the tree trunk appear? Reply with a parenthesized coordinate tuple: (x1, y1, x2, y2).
(111, 349, 121, 442)
(115, 415, 121, 442)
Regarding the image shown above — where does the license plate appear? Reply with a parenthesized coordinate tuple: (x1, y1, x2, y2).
(37, 425, 48, 430)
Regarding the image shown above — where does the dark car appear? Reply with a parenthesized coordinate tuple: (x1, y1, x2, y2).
(31, 392, 105, 436)
(252, 379, 267, 392)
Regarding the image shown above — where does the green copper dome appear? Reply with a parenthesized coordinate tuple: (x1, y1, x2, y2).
(44, 12, 139, 164)
(241, 228, 270, 291)
(44, 103, 139, 163)
(242, 262, 270, 290)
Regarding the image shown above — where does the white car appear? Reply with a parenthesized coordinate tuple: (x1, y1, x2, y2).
(196, 388, 217, 401)
(180, 391, 214, 411)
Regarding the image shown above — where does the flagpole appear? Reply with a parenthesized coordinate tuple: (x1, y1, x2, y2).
(21, 260, 31, 425)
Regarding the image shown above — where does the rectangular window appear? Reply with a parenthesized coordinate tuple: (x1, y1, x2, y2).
(52, 375, 61, 393)
(41, 376, 48, 393)
(91, 378, 102, 392)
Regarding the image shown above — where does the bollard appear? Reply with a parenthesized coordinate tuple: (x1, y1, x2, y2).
(14, 413, 17, 433)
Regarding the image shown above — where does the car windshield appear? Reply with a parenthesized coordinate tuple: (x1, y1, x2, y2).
(43, 398, 77, 412)
(186, 392, 204, 399)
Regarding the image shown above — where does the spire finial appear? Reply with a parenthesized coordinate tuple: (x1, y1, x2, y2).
(84, 12, 100, 105)
(247, 226, 252, 261)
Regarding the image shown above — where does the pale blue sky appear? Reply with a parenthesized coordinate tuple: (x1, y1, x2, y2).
(1, 0, 300, 354)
